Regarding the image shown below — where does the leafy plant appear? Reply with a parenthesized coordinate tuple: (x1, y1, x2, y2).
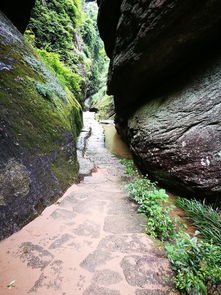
(28, 0, 82, 66)
(127, 180, 175, 240)
(120, 159, 138, 176)
(176, 197, 221, 246)
(36, 49, 84, 102)
(166, 232, 221, 294)
(121, 159, 221, 294)
(120, 160, 176, 241)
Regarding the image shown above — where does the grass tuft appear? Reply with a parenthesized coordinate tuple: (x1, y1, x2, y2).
(176, 197, 221, 246)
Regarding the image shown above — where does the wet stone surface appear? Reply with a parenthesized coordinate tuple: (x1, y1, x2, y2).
(19, 242, 54, 270)
(92, 270, 123, 286)
(103, 214, 145, 234)
(83, 285, 121, 295)
(72, 220, 101, 239)
(98, 234, 152, 254)
(107, 197, 138, 215)
(51, 208, 76, 220)
(80, 249, 115, 273)
(136, 289, 169, 295)
(121, 255, 172, 288)
(0, 113, 177, 295)
(49, 234, 74, 249)
(28, 260, 64, 293)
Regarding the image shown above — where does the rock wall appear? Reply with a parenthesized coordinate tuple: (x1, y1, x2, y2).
(97, 0, 221, 198)
(0, 12, 82, 239)
(128, 57, 221, 198)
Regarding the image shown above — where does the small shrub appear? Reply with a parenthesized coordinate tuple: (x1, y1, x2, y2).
(120, 159, 176, 241)
(166, 232, 221, 294)
(121, 159, 221, 293)
(120, 159, 138, 176)
(126, 180, 175, 241)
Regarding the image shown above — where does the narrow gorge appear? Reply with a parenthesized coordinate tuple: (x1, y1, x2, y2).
(0, 0, 221, 294)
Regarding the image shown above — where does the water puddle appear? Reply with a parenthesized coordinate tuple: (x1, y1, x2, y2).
(102, 123, 132, 159)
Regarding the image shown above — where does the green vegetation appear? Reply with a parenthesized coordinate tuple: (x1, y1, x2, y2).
(26, 0, 88, 104)
(0, 44, 82, 151)
(90, 63, 114, 119)
(27, 0, 82, 67)
(81, 3, 108, 95)
(36, 49, 85, 102)
(121, 159, 221, 294)
(51, 153, 79, 187)
(121, 159, 176, 241)
(27, 0, 110, 111)
(0, 28, 82, 191)
(176, 197, 221, 246)
(166, 232, 221, 295)
(120, 158, 138, 176)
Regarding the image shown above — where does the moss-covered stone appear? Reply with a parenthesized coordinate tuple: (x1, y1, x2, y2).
(0, 12, 83, 239)
(0, 159, 30, 205)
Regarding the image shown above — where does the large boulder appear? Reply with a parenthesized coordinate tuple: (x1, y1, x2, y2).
(98, 0, 221, 117)
(0, 12, 82, 239)
(97, 0, 221, 198)
(126, 57, 221, 198)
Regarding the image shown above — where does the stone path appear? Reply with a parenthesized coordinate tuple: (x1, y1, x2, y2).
(0, 113, 177, 295)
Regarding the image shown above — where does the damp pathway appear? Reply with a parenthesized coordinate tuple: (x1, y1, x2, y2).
(0, 113, 177, 295)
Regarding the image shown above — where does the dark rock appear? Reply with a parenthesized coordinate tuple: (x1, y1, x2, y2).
(97, 0, 122, 58)
(97, 0, 221, 198)
(89, 107, 98, 113)
(0, 0, 35, 33)
(0, 12, 81, 239)
(125, 57, 221, 198)
(98, 0, 221, 117)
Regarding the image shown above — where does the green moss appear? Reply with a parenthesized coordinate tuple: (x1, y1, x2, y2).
(36, 49, 85, 103)
(0, 41, 82, 154)
(51, 153, 79, 188)
(27, 0, 83, 67)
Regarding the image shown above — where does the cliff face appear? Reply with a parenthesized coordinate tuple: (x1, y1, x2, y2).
(0, 12, 82, 239)
(97, 0, 221, 198)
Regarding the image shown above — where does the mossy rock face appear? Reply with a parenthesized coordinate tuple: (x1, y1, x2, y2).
(0, 12, 82, 239)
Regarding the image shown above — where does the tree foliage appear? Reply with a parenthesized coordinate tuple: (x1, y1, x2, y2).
(27, 0, 108, 100)
(28, 0, 82, 66)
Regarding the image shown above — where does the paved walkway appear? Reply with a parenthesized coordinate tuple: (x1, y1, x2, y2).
(0, 113, 176, 295)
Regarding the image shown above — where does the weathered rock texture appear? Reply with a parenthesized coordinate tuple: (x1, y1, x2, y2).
(98, 0, 221, 116)
(128, 58, 221, 198)
(0, 12, 82, 239)
(97, 0, 221, 198)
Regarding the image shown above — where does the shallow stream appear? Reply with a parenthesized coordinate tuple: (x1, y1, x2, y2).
(102, 123, 132, 160)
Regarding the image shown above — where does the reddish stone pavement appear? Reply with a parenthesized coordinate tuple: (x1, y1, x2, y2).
(0, 113, 177, 295)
